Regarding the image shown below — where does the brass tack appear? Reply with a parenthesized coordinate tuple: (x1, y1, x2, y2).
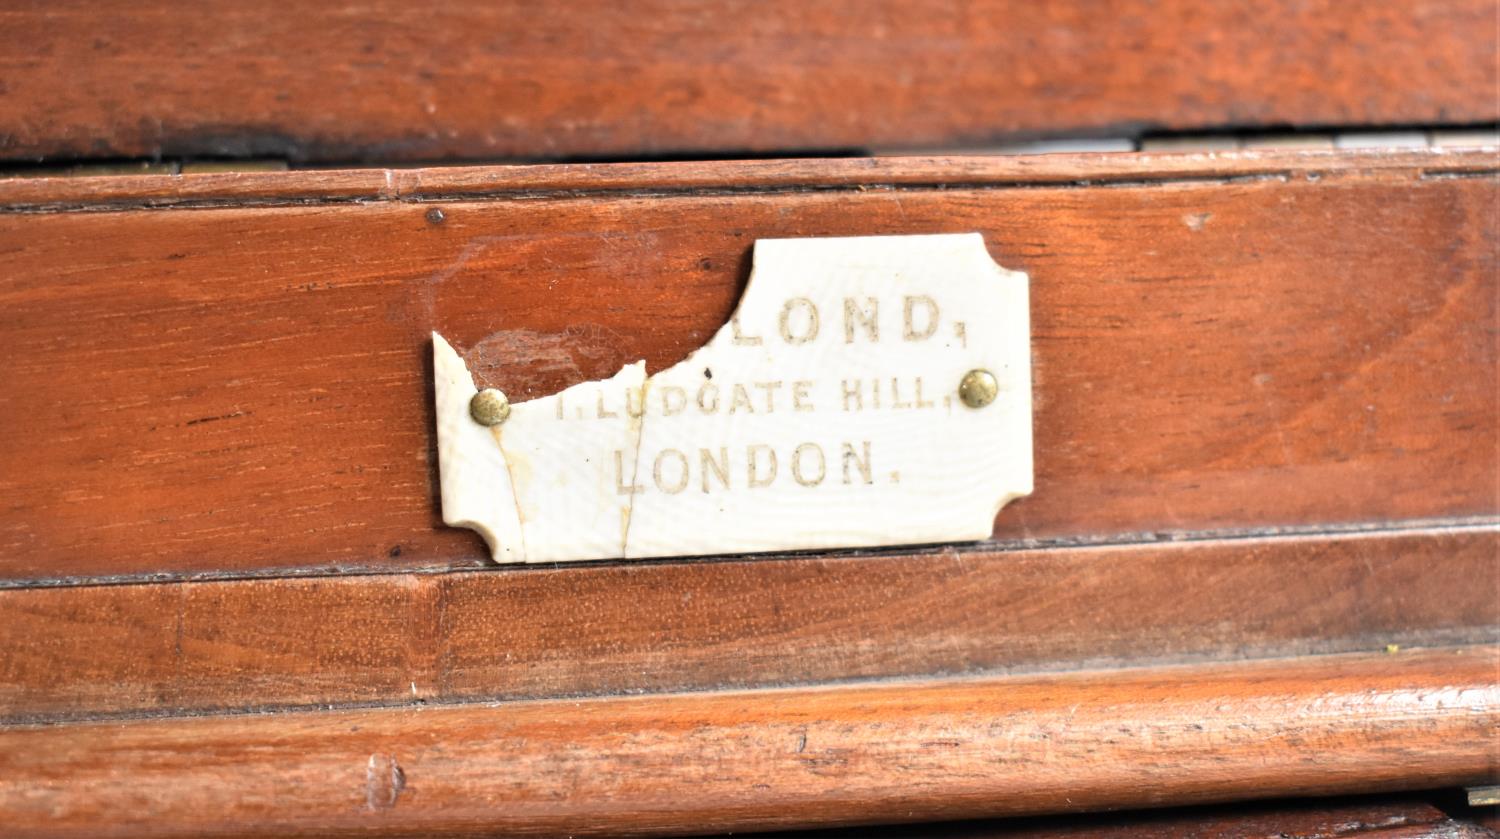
(958, 369, 999, 409)
(469, 388, 511, 426)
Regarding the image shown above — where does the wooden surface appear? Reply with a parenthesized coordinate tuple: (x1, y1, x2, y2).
(0, 150, 1493, 210)
(3, 6, 1497, 832)
(1, 646, 1494, 837)
(756, 797, 1489, 838)
(1, 525, 1494, 724)
(0, 150, 1495, 583)
(1, 1, 1496, 163)
(1, 150, 1495, 834)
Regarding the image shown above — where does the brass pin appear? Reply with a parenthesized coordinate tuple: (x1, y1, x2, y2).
(469, 388, 511, 426)
(958, 369, 999, 409)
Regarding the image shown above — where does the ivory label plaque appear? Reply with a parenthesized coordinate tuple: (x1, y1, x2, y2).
(433, 233, 1031, 563)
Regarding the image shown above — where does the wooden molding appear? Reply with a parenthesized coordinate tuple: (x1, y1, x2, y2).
(1, 646, 1494, 836)
(1, 526, 1495, 724)
(0, 149, 1493, 211)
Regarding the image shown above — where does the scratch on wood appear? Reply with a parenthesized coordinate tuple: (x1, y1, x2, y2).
(184, 411, 248, 426)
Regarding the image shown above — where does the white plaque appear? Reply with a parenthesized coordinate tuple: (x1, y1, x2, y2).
(433, 233, 1031, 563)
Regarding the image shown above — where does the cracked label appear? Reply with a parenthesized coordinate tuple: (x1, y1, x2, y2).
(432, 233, 1032, 563)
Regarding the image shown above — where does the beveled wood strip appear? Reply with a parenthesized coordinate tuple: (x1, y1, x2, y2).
(0, 154, 1494, 582)
(2, 527, 1494, 724)
(1, 1, 1495, 163)
(0, 150, 1493, 211)
(1, 646, 1493, 837)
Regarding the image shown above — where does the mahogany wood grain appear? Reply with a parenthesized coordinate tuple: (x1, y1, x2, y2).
(1, 1, 1495, 163)
(0, 152, 1494, 582)
(1, 526, 1495, 724)
(1, 646, 1494, 837)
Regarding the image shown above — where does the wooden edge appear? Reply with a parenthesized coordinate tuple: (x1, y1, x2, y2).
(2, 526, 1495, 723)
(744, 797, 1470, 838)
(2, 646, 1495, 837)
(0, 149, 1493, 210)
(4, 1, 1494, 164)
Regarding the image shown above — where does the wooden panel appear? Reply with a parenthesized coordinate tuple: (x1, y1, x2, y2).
(1, 646, 1493, 837)
(0, 152, 1494, 582)
(1, 1, 1495, 163)
(2, 526, 1494, 724)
